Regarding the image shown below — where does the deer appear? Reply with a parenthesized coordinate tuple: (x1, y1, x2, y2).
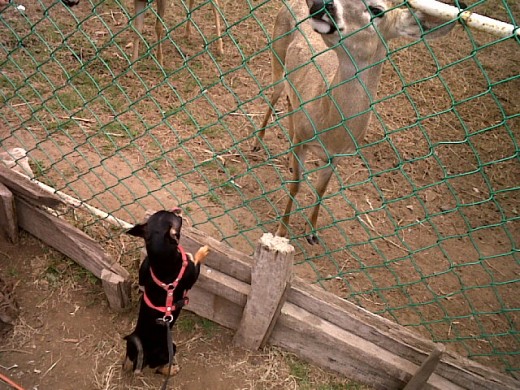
(59, 0, 223, 64)
(132, 0, 224, 65)
(254, 0, 459, 245)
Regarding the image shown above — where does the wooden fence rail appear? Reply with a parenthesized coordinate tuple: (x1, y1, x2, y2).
(1, 163, 518, 390)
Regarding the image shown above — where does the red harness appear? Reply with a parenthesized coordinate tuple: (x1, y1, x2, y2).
(143, 245, 190, 322)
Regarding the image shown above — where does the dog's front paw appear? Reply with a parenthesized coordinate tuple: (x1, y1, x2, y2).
(156, 364, 180, 376)
(194, 245, 210, 265)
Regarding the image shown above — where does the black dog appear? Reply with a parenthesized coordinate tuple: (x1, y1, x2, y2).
(123, 209, 209, 376)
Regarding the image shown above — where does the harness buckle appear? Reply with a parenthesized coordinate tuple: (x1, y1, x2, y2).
(159, 314, 174, 324)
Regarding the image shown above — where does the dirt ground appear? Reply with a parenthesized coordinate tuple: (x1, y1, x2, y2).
(0, 0, 518, 381)
(0, 232, 370, 390)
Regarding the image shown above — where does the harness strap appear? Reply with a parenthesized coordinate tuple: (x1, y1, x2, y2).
(142, 245, 191, 321)
(142, 291, 188, 314)
(160, 325, 175, 390)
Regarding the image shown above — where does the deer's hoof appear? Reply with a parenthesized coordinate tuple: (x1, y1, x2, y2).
(306, 233, 319, 245)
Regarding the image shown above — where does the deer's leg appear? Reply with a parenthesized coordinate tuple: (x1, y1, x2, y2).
(185, 0, 195, 38)
(155, 0, 166, 66)
(305, 161, 335, 245)
(276, 132, 306, 239)
(253, 83, 285, 152)
(212, 0, 223, 55)
(253, 49, 286, 152)
(132, 0, 147, 62)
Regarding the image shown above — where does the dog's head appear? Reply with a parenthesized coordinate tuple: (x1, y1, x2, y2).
(127, 209, 183, 257)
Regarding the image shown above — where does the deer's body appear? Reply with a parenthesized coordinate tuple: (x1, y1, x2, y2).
(255, 0, 457, 244)
(132, 0, 223, 65)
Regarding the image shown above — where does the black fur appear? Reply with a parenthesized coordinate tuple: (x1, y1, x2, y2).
(124, 210, 201, 372)
(61, 0, 80, 7)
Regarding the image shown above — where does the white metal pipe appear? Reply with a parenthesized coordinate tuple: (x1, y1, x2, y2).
(408, 0, 519, 39)
(33, 179, 133, 230)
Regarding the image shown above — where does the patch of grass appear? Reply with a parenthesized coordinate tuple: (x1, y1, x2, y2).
(207, 191, 222, 206)
(30, 159, 48, 178)
(201, 124, 224, 138)
(199, 317, 217, 336)
(176, 314, 199, 333)
(176, 313, 217, 337)
(56, 89, 84, 111)
(5, 266, 19, 278)
(45, 118, 75, 133)
(287, 357, 311, 387)
(102, 121, 130, 138)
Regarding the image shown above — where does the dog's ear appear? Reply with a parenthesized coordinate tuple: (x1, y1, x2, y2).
(127, 223, 146, 238)
(127, 210, 156, 237)
(143, 209, 156, 220)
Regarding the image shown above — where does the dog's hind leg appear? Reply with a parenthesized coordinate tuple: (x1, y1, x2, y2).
(156, 356, 180, 376)
(123, 334, 144, 374)
(193, 245, 210, 265)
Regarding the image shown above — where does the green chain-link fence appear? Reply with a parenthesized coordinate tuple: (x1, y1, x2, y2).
(1, 0, 518, 378)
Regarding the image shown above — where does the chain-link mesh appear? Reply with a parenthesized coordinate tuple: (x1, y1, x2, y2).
(1, 0, 518, 378)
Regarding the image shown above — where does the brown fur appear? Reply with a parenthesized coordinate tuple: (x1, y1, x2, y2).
(255, 0, 458, 244)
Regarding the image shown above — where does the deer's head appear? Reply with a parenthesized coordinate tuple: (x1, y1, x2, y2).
(306, 0, 459, 61)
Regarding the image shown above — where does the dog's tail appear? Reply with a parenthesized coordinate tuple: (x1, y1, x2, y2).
(193, 245, 210, 266)
(123, 334, 144, 373)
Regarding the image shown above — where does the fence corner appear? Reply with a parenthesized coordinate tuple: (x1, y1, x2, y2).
(233, 233, 294, 350)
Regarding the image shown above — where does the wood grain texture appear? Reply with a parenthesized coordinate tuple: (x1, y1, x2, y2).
(15, 197, 129, 281)
(270, 303, 463, 390)
(285, 278, 519, 390)
(0, 165, 62, 208)
(181, 225, 252, 283)
(101, 269, 132, 311)
(404, 344, 446, 390)
(233, 233, 293, 349)
(0, 182, 18, 243)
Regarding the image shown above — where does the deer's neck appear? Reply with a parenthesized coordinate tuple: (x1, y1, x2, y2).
(326, 44, 386, 114)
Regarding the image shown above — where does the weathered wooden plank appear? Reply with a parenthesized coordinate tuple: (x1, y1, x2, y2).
(0, 182, 18, 243)
(287, 278, 519, 390)
(187, 285, 243, 330)
(233, 233, 293, 349)
(181, 226, 252, 283)
(15, 197, 129, 280)
(270, 303, 463, 390)
(101, 269, 131, 311)
(404, 344, 445, 390)
(196, 264, 249, 307)
(0, 148, 33, 178)
(0, 165, 62, 209)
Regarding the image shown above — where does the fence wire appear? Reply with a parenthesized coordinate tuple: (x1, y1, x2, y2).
(1, 0, 518, 378)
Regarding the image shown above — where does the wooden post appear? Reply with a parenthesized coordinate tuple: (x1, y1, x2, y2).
(101, 269, 132, 312)
(233, 233, 293, 350)
(14, 198, 131, 310)
(404, 344, 446, 390)
(0, 182, 18, 243)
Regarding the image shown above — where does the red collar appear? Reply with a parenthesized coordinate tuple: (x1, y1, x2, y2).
(143, 245, 190, 322)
